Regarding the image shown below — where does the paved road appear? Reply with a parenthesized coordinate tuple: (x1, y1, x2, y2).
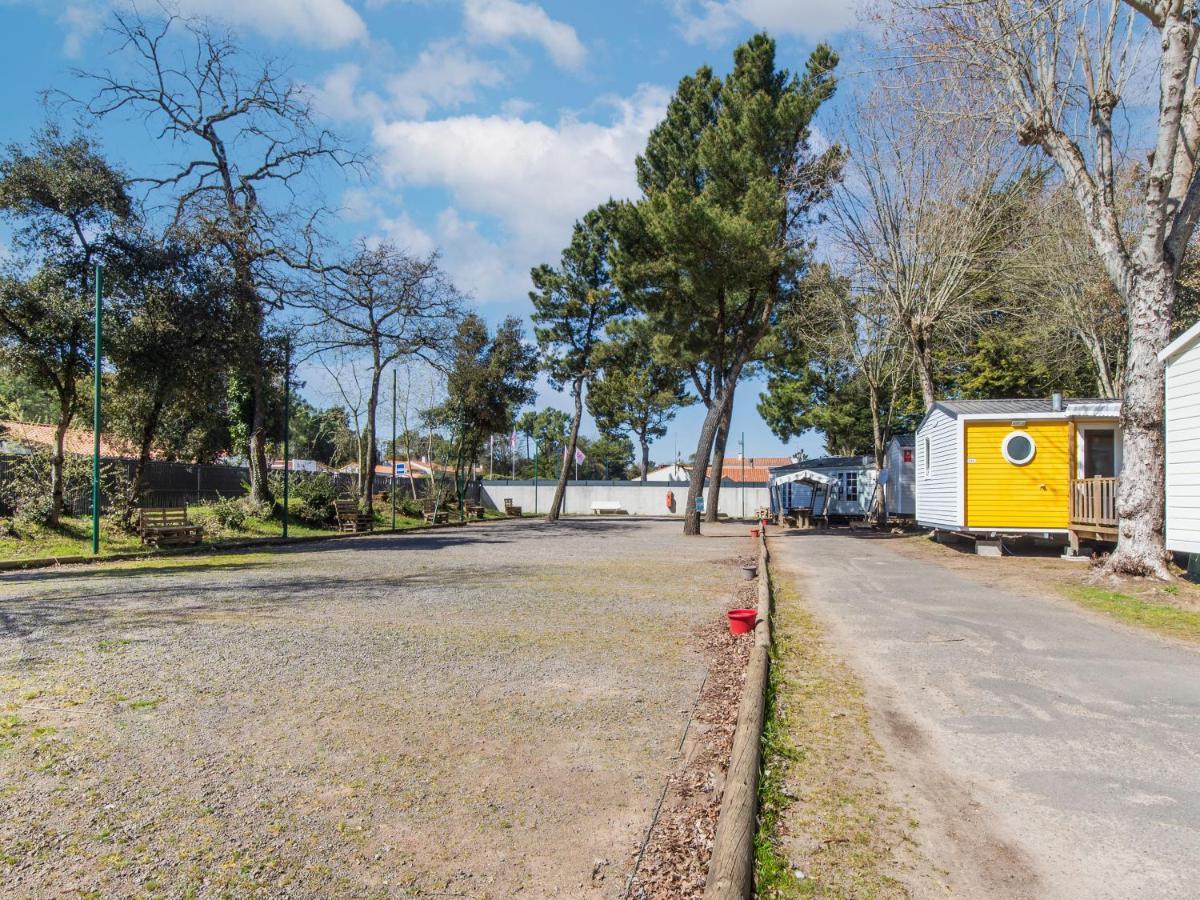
(0, 518, 745, 898)
(770, 532, 1200, 900)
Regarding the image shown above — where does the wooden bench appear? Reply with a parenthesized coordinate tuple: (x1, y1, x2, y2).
(466, 504, 486, 519)
(503, 498, 522, 517)
(421, 498, 449, 525)
(138, 507, 203, 546)
(333, 499, 373, 533)
(590, 501, 624, 515)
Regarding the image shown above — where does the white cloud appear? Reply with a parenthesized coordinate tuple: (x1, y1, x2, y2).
(54, 0, 367, 55)
(371, 85, 670, 301)
(463, 0, 586, 70)
(675, 0, 860, 43)
(387, 40, 506, 118)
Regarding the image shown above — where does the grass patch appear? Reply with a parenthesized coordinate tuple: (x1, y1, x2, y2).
(1060, 585, 1200, 643)
(754, 576, 915, 898)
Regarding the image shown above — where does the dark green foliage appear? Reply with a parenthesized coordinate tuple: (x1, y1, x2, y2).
(616, 33, 842, 531)
(587, 318, 693, 478)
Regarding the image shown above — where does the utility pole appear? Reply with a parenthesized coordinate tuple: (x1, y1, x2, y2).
(282, 337, 290, 539)
(741, 432, 746, 521)
(391, 367, 397, 531)
(91, 264, 102, 556)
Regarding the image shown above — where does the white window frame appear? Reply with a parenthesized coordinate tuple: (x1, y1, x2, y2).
(1001, 430, 1037, 466)
(923, 437, 931, 478)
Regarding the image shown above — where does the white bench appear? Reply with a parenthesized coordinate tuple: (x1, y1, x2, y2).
(590, 501, 625, 515)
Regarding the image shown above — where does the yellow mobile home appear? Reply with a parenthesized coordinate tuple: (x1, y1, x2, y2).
(915, 397, 1122, 553)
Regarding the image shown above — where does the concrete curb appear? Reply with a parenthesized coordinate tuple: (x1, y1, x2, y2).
(704, 529, 772, 899)
(0, 515, 522, 574)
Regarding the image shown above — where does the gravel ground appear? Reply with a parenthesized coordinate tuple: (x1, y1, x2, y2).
(0, 518, 751, 898)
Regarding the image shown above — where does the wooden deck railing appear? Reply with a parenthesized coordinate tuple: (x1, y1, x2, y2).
(1070, 477, 1118, 529)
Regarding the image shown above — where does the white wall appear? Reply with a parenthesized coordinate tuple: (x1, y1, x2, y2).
(916, 408, 962, 530)
(1165, 342, 1200, 553)
(479, 481, 770, 518)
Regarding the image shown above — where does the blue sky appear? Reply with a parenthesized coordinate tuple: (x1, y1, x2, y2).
(0, 0, 861, 462)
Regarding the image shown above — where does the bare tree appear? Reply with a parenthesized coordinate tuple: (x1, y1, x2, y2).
(74, 9, 360, 506)
(829, 98, 1019, 408)
(893, 0, 1200, 576)
(303, 242, 462, 514)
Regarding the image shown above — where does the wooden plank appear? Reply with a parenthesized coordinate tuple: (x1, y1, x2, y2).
(704, 533, 772, 899)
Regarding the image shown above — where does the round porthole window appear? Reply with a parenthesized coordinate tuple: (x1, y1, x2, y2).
(1001, 431, 1036, 466)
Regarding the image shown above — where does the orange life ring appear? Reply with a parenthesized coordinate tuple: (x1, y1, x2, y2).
(665, 490, 675, 510)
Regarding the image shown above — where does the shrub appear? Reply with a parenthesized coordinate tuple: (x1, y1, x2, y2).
(205, 496, 246, 532)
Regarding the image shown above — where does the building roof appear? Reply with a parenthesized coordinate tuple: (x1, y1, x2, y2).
(929, 398, 1120, 418)
(890, 433, 916, 448)
(1160, 319, 1200, 364)
(706, 457, 792, 484)
(768, 454, 874, 474)
(0, 420, 160, 460)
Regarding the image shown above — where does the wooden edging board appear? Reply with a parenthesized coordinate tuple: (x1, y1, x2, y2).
(703, 530, 772, 899)
(0, 515, 525, 574)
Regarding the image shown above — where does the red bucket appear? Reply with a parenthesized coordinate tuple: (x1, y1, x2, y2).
(727, 608, 758, 635)
(750, 527, 759, 538)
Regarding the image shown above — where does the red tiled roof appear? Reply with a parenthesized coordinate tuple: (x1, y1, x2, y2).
(705, 457, 789, 483)
(0, 420, 162, 460)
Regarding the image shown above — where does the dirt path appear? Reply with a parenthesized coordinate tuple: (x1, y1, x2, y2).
(770, 531, 1200, 900)
(0, 519, 747, 897)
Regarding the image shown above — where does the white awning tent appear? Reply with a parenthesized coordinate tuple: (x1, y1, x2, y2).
(769, 469, 836, 488)
(767, 468, 837, 513)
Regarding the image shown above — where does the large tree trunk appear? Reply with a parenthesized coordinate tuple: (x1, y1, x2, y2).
(912, 329, 936, 409)
(639, 433, 650, 484)
(362, 367, 381, 515)
(1102, 268, 1173, 578)
(868, 383, 886, 525)
(684, 371, 740, 536)
(125, 391, 166, 528)
(49, 412, 70, 527)
(705, 397, 734, 522)
(547, 377, 584, 522)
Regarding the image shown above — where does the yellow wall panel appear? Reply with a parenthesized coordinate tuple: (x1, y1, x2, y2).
(965, 422, 1070, 529)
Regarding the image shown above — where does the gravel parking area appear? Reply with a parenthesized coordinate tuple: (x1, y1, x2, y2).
(0, 518, 748, 897)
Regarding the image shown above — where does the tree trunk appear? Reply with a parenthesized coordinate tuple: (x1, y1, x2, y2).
(684, 370, 740, 536)
(868, 383, 886, 525)
(639, 433, 650, 484)
(362, 367, 381, 515)
(912, 330, 936, 409)
(705, 397, 734, 522)
(125, 391, 166, 528)
(547, 377, 584, 522)
(49, 413, 70, 527)
(1102, 268, 1173, 578)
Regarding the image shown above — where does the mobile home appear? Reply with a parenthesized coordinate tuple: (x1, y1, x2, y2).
(884, 434, 916, 518)
(915, 397, 1122, 552)
(1160, 321, 1200, 555)
(768, 454, 878, 520)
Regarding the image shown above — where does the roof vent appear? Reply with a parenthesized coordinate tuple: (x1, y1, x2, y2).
(1051, 392, 1063, 412)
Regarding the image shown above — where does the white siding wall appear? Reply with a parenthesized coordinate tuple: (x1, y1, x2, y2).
(916, 408, 962, 529)
(1165, 343, 1200, 553)
(884, 441, 916, 516)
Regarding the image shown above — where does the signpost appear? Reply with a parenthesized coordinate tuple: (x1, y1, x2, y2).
(282, 337, 290, 539)
(91, 264, 102, 555)
(391, 368, 397, 531)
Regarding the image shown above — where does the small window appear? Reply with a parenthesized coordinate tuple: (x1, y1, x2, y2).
(1002, 431, 1036, 466)
(923, 438, 931, 477)
(840, 471, 859, 502)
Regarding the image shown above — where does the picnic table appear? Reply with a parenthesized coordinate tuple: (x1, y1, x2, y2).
(466, 504, 486, 519)
(421, 498, 449, 524)
(138, 507, 203, 546)
(503, 498, 522, 517)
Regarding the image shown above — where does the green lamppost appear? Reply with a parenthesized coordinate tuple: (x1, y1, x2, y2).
(91, 264, 103, 556)
(282, 337, 290, 539)
(391, 367, 397, 531)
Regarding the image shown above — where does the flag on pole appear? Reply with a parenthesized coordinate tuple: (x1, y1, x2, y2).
(574, 447, 586, 464)
(510, 430, 517, 449)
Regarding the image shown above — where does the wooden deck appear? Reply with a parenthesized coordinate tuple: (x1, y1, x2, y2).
(1069, 477, 1118, 550)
